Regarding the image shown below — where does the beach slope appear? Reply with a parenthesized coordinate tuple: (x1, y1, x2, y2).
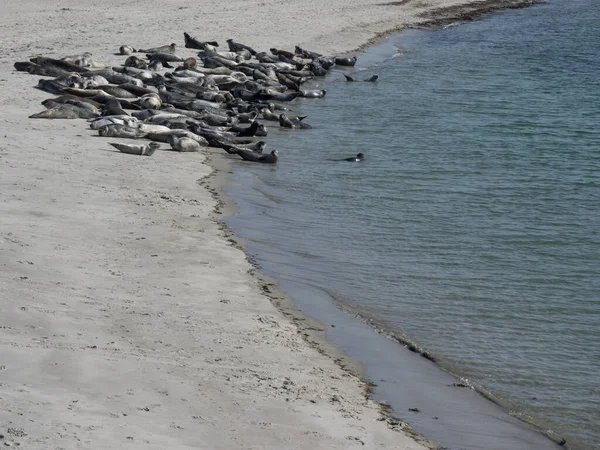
(0, 0, 532, 448)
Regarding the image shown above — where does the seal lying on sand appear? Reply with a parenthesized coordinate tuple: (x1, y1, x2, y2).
(236, 149, 278, 164)
(184, 33, 219, 50)
(138, 43, 177, 54)
(30, 103, 100, 119)
(344, 74, 379, 82)
(226, 39, 257, 56)
(119, 45, 136, 55)
(98, 124, 147, 138)
(167, 135, 203, 152)
(109, 142, 159, 156)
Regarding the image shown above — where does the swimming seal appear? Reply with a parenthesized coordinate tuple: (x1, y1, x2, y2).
(344, 73, 379, 82)
(109, 142, 159, 156)
(299, 89, 326, 98)
(343, 153, 365, 162)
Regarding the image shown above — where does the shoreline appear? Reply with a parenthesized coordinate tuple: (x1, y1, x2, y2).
(211, 3, 572, 449)
(0, 0, 549, 449)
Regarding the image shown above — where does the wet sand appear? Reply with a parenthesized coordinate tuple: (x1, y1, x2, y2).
(0, 0, 539, 448)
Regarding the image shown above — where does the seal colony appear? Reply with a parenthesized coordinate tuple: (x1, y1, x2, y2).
(14, 34, 369, 164)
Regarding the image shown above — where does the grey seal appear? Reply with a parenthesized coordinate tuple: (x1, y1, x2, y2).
(261, 108, 279, 121)
(30, 103, 100, 119)
(335, 56, 357, 66)
(231, 121, 267, 137)
(119, 45, 136, 55)
(184, 33, 219, 51)
(279, 114, 312, 129)
(167, 135, 203, 152)
(236, 149, 278, 164)
(109, 142, 159, 156)
(98, 124, 147, 138)
(138, 43, 177, 54)
(299, 89, 326, 98)
(226, 39, 257, 56)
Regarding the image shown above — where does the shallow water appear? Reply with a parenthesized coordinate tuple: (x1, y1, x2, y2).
(225, 1, 600, 449)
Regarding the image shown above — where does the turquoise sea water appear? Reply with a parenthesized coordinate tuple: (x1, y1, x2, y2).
(225, 1, 600, 448)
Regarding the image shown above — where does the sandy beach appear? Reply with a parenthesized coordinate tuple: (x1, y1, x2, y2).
(0, 0, 536, 448)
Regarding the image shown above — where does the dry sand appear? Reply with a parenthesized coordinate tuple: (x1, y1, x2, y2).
(0, 0, 535, 448)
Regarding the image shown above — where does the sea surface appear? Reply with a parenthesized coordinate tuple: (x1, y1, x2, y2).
(224, 1, 600, 449)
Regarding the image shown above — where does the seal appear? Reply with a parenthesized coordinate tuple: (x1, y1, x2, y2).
(30, 103, 100, 119)
(147, 52, 184, 66)
(98, 124, 147, 138)
(231, 121, 268, 137)
(236, 149, 278, 164)
(335, 56, 357, 66)
(125, 55, 148, 69)
(184, 33, 219, 51)
(138, 43, 177, 54)
(89, 116, 139, 130)
(138, 93, 162, 110)
(294, 45, 322, 59)
(119, 45, 136, 55)
(145, 130, 209, 146)
(109, 142, 159, 156)
(256, 89, 300, 102)
(344, 153, 365, 162)
(279, 114, 312, 129)
(220, 141, 266, 154)
(261, 108, 279, 121)
(308, 61, 327, 77)
(167, 135, 203, 152)
(270, 48, 296, 59)
(226, 39, 257, 56)
(344, 73, 379, 82)
(42, 94, 103, 109)
(102, 99, 128, 117)
(299, 89, 326, 98)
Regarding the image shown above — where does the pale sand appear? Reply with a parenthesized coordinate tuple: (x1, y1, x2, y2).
(0, 0, 529, 448)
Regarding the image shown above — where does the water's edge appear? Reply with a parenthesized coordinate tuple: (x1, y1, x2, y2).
(200, 2, 570, 449)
